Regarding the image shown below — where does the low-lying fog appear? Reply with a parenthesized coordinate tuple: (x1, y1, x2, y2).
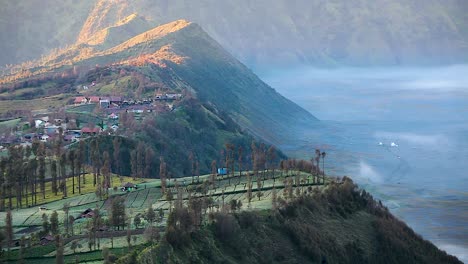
(260, 65, 468, 262)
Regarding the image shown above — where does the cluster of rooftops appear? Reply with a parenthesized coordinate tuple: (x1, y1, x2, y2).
(73, 93, 183, 107)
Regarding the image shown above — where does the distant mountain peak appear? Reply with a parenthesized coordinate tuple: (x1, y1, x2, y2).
(108, 19, 193, 53)
(77, 0, 130, 43)
(118, 44, 188, 67)
(79, 13, 152, 49)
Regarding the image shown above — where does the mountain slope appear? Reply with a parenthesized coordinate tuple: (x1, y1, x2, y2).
(140, 21, 318, 142)
(0, 19, 318, 144)
(80, 13, 152, 50)
(118, 178, 462, 264)
(1, 0, 467, 68)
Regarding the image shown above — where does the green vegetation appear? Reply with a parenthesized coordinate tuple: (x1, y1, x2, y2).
(0, 153, 323, 263)
(3, 162, 457, 263)
(0, 18, 318, 144)
(125, 178, 462, 264)
(0, 10, 463, 264)
(0, 118, 20, 130)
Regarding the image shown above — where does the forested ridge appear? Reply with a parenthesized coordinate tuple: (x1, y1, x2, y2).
(120, 178, 462, 264)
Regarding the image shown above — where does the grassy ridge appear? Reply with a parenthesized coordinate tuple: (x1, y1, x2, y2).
(130, 178, 462, 264)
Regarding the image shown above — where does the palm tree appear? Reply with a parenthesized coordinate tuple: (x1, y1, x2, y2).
(321, 151, 326, 184)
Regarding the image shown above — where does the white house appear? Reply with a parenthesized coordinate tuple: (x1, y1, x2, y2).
(35, 120, 46, 128)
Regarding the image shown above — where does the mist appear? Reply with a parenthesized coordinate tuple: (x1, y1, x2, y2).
(261, 65, 468, 122)
(260, 65, 468, 262)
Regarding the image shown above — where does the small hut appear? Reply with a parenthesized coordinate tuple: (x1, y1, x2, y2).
(121, 182, 137, 191)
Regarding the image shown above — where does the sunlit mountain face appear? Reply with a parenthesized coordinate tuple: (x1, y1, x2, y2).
(1, 0, 468, 68)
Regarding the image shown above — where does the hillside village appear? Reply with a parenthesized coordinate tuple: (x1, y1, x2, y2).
(0, 92, 183, 150)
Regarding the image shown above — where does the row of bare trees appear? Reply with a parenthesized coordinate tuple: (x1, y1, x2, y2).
(0, 139, 88, 210)
(0, 134, 134, 210)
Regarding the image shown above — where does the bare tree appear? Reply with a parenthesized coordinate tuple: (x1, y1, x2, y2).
(113, 137, 121, 175)
(321, 151, 327, 184)
(159, 156, 167, 194)
(272, 187, 277, 210)
(315, 149, 321, 184)
(210, 160, 217, 188)
(5, 210, 13, 253)
(55, 235, 64, 264)
(238, 146, 243, 184)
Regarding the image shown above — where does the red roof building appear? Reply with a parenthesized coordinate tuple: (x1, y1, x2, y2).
(89, 96, 100, 103)
(81, 127, 101, 134)
(74, 96, 87, 105)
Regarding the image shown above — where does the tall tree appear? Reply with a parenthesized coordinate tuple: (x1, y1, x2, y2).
(267, 146, 277, 179)
(225, 143, 235, 184)
(126, 220, 132, 249)
(93, 207, 102, 250)
(75, 142, 84, 194)
(69, 216, 75, 236)
(19, 236, 25, 264)
(251, 141, 258, 179)
(188, 152, 195, 184)
(321, 151, 327, 184)
(5, 210, 13, 253)
(136, 142, 145, 179)
(38, 142, 46, 199)
(101, 151, 111, 198)
(238, 146, 243, 184)
(42, 213, 50, 235)
(63, 203, 70, 236)
(259, 143, 267, 179)
(68, 150, 76, 194)
(195, 160, 200, 184)
(0, 158, 6, 211)
(133, 214, 141, 229)
(79, 140, 86, 185)
(210, 160, 217, 188)
(60, 153, 67, 197)
(315, 149, 321, 184)
(112, 137, 121, 175)
(130, 150, 137, 180)
(159, 157, 167, 194)
(246, 175, 253, 205)
(51, 160, 58, 196)
(0, 229, 4, 254)
(91, 139, 101, 186)
(110, 197, 126, 231)
(50, 210, 59, 235)
(256, 177, 262, 200)
(272, 187, 278, 210)
(146, 206, 156, 225)
(29, 158, 38, 206)
(55, 235, 64, 264)
(144, 147, 154, 178)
